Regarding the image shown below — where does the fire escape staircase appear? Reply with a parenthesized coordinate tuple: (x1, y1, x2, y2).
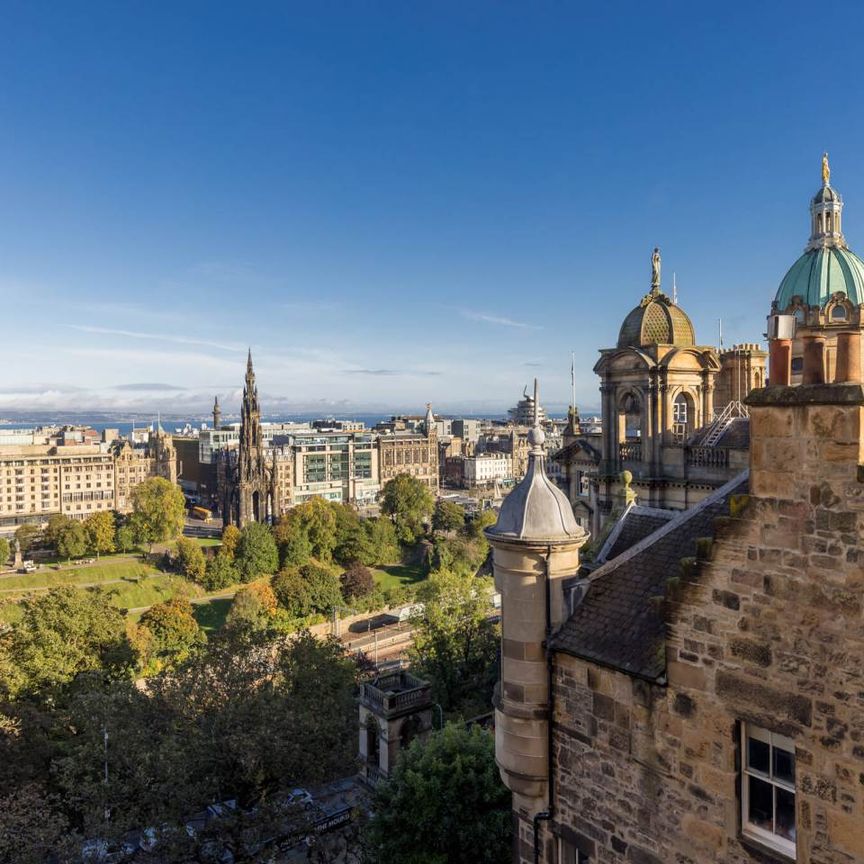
(700, 400, 749, 448)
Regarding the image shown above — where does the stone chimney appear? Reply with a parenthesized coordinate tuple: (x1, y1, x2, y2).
(747, 383, 864, 507)
(485, 381, 588, 821)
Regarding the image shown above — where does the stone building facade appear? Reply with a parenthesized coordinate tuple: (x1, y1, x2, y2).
(0, 429, 177, 529)
(377, 404, 439, 492)
(492, 160, 864, 864)
(112, 429, 177, 512)
(536, 383, 864, 864)
(557, 249, 764, 538)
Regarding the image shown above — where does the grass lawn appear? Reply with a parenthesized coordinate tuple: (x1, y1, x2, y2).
(106, 574, 203, 611)
(371, 563, 426, 592)
(193, 597, 234, 633)
(0, 556, 158, 593)
(192, 537, 222, 548)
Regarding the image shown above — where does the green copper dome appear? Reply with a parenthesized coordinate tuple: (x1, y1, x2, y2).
(617, 292, 696, 349)
(775, 246, 864, 310)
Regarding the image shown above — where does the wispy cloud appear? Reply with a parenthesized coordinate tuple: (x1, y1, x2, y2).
(66, 325, 245, 353)
(523, 361, 543, 367)
(458, 309, 542, 330)
(342, 368, 441, 377)
(112, 382, 187, 392)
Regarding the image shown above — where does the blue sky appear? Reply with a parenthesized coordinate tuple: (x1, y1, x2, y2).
(3, 1, 864, 416)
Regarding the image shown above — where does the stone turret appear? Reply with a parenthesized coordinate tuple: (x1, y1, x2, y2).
(212, 395, 221, 430)
(485, 379, 588, 852)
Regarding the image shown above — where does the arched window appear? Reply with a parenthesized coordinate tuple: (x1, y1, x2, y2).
(831, 304, 847, 321)
(672, 392, 695, 444)
(616, 392, 643, 463)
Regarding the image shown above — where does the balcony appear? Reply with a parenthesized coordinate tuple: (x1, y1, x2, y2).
(686, 446, 730, 468)
(360, 670, 432, 719)
(618, 442, 642, 463)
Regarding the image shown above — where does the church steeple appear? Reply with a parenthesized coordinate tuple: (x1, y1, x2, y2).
(807, 152, 846, 251)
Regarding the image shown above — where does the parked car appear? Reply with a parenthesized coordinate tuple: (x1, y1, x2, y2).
(284, 788, 314, 811)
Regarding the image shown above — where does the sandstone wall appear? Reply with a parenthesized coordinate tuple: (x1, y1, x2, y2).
(546, 391, 864, 863)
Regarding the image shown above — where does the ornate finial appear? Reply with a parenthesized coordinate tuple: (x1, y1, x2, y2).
(247, 348, 253, 370)
(822, 152, 830, 186)
(527, 377, 545, 452)
(651, 247, 661, 292)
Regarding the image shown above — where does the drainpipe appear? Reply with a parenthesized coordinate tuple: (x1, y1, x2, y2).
(533, 544, 555, 864)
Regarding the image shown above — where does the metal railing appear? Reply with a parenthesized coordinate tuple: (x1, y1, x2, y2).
(702, 400, 749, 447)
(618, 442, 642, 462)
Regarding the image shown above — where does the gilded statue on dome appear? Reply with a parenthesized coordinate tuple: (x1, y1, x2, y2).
(822, 152, 830, 186)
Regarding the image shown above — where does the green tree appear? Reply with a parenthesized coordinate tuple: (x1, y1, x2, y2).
(363, 724, 511, 864)
(340, 562, 375, 600)
(175, 535, 207, 583)
(274, 498, 338, 562)
(203, 550, 238, 591)
(380, 474, 435, 544)
(115, 522, 136, 553)
(226, 581, 279, 632)
(1, 587, 133, 698)
(50, 676, 199, 843)
(152, 628, 357, 806)
(235, 521, 279, 582)
(44, 513, 71, 552)
(364, 516, 400, 564)
(0, 783, 79, 864)
(273, 513, 314, 567)
(130, 477, 186, 551)
(220, 523, 241, 559)
(410, 570, 499, 716)
(83, 510, 116, 558)
(56, 519, 88, 562)
(271, 566, 313, 617)
(138, 597, 205, 670)
(0, 536, 10, 568)
(334, 521, 373, 566)
(433, 500, 466, 533)
(301, 561, 343, 614)
(14, 524, 40, 555)
(466, 508, 497, 542)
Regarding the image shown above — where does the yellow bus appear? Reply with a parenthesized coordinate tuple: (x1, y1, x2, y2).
(191, 505, 212, 523)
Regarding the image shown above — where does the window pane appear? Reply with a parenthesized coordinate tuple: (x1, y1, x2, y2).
(775, 787, 796, 842)
(773, 746, 795, 785)
(748, 776, 773, 831)
(747, 736, 770, 775)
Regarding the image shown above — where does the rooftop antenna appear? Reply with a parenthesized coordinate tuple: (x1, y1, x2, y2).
(718, 317, 724, 349)
(672, 272, 678, 305)
(570, 352, 576, 409)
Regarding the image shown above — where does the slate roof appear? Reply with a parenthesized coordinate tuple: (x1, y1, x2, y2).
(597, 505, 676, 564)
(551, 438, 601, 464)
(691, 416, 750, 449)
(551, 471, 749, 681)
